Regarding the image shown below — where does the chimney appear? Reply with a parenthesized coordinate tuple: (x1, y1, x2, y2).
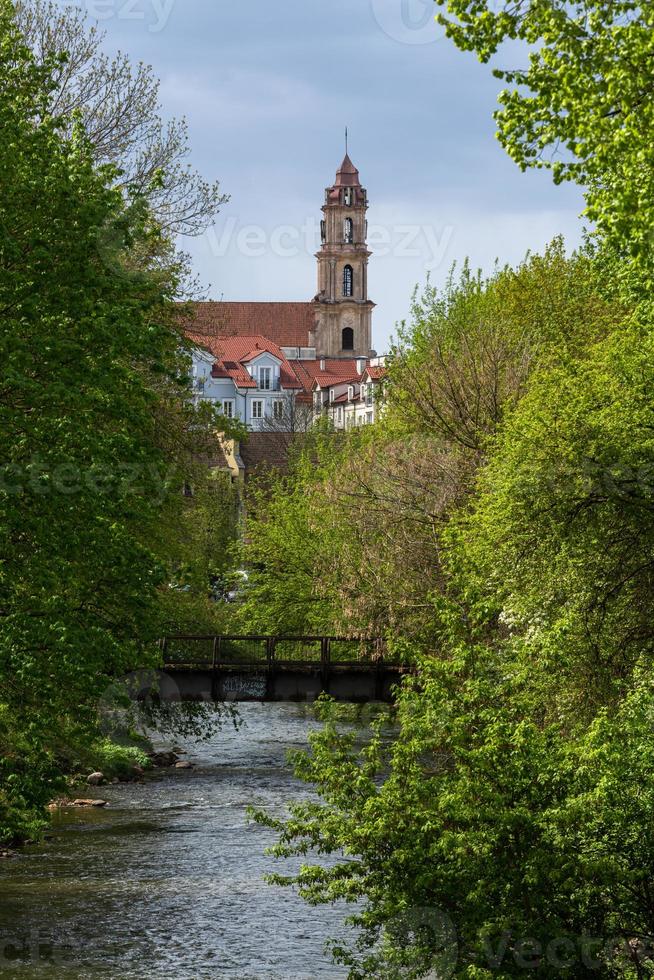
(320, 358, 325, 370)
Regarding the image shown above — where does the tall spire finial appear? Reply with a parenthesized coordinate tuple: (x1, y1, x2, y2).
(345, 126, 348, 156)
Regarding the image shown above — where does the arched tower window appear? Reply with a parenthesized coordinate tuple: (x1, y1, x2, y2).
(343, 264, 354, 297)
(343, 188, 353, 206)
(342, 327, 354, 351)
(344, 218, 353, 244)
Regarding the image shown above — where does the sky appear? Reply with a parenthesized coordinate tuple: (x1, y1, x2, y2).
(57, 0, 586, 352)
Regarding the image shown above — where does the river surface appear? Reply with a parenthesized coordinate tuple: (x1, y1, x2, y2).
(0, 704, 364, 979)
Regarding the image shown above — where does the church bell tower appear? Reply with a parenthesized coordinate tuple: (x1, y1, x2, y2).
(313, 153, 374, 358)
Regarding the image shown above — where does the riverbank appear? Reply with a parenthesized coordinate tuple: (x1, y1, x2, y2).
(45, 745, 195, 814)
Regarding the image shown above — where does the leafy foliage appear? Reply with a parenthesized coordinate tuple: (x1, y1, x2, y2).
(237, 244, 626, 642)
(0, 4, 235, 843)
(242, 257, 654, 974)
(435, 0, 654, 284)
(243, 9, 654, 972)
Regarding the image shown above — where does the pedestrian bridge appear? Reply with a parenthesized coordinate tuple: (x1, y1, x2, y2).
(153, 635, 409, 703)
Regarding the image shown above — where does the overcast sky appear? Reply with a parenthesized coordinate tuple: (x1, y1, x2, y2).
(60, 0, 586, 352)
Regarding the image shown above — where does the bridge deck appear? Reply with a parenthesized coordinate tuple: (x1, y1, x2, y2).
(155, 635, 408, 703)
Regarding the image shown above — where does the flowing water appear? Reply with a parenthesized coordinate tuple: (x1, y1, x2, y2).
(0, 704, 363, 979)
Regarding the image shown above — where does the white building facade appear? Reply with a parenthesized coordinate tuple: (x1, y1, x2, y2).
(190, 340, 302, 432)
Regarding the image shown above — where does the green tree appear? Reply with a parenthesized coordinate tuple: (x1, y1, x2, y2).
(238, 245, 625, 643)
(257, 664, 654, 976)
(249, 249, 653, 976)
(460, 315, 654, 722)
(16, 0, 228, 242)
(235, 424, 345, 635)
(0, 3, 228, 842)
(435, 0, 654, 283)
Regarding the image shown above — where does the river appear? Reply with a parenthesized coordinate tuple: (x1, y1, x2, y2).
(0, 703, 362, 979)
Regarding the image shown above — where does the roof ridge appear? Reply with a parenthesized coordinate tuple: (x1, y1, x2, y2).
(193, 300, 314, 307)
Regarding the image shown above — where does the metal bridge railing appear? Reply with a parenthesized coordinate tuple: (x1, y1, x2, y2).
(160, 635, 390, 670)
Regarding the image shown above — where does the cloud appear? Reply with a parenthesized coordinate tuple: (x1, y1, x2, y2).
(160, 69, 327, 128)
(57, 0, 587, 352)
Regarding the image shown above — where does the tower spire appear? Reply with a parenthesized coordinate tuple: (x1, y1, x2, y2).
(313, 149, 374, 358)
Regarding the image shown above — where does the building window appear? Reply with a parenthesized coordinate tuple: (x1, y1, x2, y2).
(366, 412, 374, 425)
(329, 389, 335, 403)
(320, 220, 326, 243)
(347, 385, 354, 401)
(366, 386, 373, 407)
(343, 265, 353, 297)
(273, 400, 284, 420)
(344, 218, 353, 243)
(344, 188, 353, 206)
(337, 406, 343, 423)
(251, 400, 264, 419)
(342, 327, 354, 351)
(221, 399, 234, 418)
(259, 367, 272, 390)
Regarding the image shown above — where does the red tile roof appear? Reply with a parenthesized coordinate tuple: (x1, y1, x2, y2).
(187, 305, 376, 401)
(190, 333, 303, 390)
(212, 362, 256, 388)
(292, 358, 363, 393)
(364, 366, 387, 381)
(185, 301, 316, 348)
(240, 346, 281, 364)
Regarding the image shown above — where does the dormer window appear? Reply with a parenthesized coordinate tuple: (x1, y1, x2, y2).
(344, 218, 353, 244)
(259, 366, 272, 390)
(343, 265, 353, 298)
(348, 385, 354, 401)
